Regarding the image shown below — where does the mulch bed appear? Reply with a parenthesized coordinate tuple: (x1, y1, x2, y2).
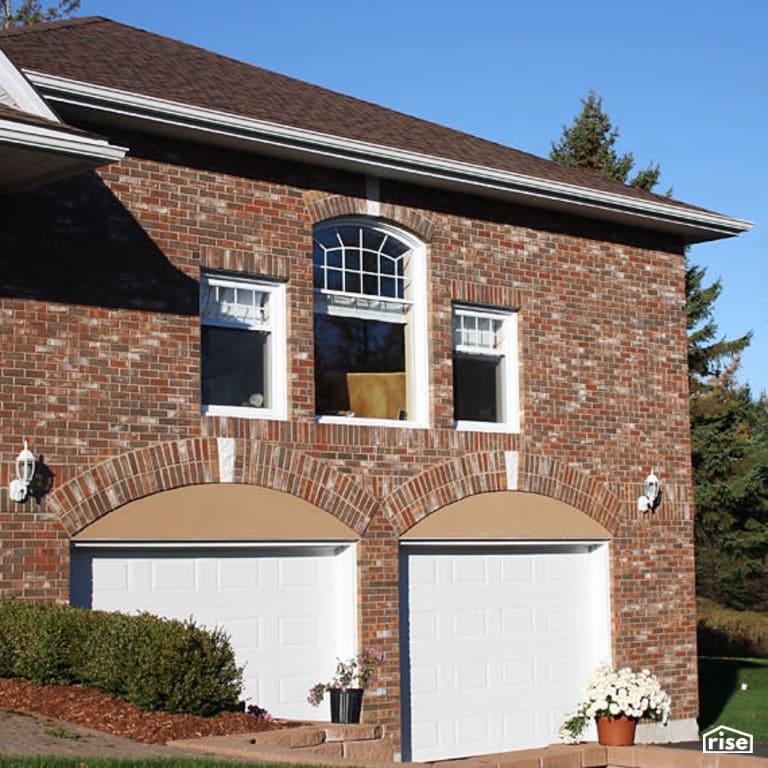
(0, 677, 281, 744)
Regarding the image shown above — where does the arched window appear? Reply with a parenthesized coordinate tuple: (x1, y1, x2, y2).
(313, 219, 428, 426)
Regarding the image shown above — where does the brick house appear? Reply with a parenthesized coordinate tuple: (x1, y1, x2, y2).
(0, 17, 751, 762)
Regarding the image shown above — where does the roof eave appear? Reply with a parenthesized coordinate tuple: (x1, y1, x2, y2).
(0, 116, 127, 191)
(27, 71, 753, 245)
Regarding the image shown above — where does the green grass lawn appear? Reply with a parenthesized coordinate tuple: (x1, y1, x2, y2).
(699, 656, 768, 742)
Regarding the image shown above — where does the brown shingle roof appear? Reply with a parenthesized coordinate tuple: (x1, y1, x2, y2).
(0, 16, 707, 216)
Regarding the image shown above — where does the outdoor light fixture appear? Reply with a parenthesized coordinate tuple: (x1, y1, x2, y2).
(637, 470, 661, 513)
(9, 441, 36, 503)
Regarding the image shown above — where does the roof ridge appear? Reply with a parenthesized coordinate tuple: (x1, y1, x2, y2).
(0, 15, 106, 38)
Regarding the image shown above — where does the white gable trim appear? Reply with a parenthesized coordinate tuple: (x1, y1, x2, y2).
(0, 49, 58, 118)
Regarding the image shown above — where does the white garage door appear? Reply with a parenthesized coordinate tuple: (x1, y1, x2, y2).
(402, 544, 610, 762)
(71, 544, 356, 720)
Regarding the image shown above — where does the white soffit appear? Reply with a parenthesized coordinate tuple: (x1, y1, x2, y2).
(27, 71, 753, 244)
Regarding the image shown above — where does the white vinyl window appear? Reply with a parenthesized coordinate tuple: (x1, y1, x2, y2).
(453, 304, 519, 432)
(200, 273, 286, 420)
(313, 219, 428, 427)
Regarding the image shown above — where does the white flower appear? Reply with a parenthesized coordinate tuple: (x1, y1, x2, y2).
(558, 663, 672, 742)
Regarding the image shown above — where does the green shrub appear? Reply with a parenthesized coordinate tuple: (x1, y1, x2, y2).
(124, 614, 243, 716)
(0, 602, 86, 685)
(0, 600, 243, 716)
(697, 597, 768, 658)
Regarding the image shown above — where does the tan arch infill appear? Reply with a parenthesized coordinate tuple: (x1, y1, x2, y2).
(400, 490, 610, 540)
(73, 484, 359, 541)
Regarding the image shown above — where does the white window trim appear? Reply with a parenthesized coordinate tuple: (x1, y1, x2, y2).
(201, 273, 287, 421)
(314, 218, 429, 428)
(453, 304, 520, 433)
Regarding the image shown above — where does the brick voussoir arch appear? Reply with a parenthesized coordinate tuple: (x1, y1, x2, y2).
(303, 192, 437, 242)
(384, 451, 621, 537)
(49, 438, 377, 537)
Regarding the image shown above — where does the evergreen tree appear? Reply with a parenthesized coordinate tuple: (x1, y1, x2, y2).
(2, 0, 79, 28)
(550, 90, 660, 191)
(686, 261, 751, 396)
(692, 363, 768, 609)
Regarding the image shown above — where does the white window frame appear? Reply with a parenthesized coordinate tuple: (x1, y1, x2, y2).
(313, 218, 428, 428)
(453, 303, 520, 433)
(200, 272, 287, 421)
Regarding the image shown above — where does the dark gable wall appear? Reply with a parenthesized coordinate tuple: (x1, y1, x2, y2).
(0, 130, 696, 742)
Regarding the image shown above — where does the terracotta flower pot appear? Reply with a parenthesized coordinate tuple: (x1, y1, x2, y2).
(595, 715, 637, 746)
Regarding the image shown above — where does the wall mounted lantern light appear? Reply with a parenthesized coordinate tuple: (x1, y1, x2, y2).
(637, 470, 661, 513)
(9, 441, 36, 503)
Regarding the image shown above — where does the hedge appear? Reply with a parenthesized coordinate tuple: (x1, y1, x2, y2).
(697, 597, 768, 658)
(0, 600, 243, 716)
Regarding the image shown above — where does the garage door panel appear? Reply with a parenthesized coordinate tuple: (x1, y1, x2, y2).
(456, 713, 490, 745)
(217, 559, 259, 589)
(501, 558, 534, 583)
(278, 615, 320, 648)
(453, 608, 486, 638)
(503, 658, 535, 688)
(451, 557, 486, 583)
(153, 559, 197, 591)
(503, 710, 536, 739)
(403, 545, 610, 761)
(221, 617, 260, 649)
(278, 558, 320, 587)
(454, 660, 488, 690)
(503, 606, 534, 635)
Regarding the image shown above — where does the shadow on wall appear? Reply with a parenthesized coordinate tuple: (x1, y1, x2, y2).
(0, 171, 199, 314)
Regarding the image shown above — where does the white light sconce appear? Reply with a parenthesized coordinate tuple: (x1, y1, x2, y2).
(637, 470, 661, 513)
(9, 441, 36, 503)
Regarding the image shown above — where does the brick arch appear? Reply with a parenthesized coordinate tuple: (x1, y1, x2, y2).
(303, 193, 437, 242)
(382, 451, 622, 536)
(48, 438, 378, 537)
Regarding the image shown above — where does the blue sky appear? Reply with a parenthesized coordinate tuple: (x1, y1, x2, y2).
(78, 0, 767, 394)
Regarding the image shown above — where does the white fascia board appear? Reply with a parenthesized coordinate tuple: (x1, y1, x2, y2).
(0, 50, 59, 119)
(27, 71, 753, 241)
(0, 116, 127, 163)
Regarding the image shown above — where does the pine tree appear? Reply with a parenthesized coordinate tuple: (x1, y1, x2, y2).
(686, 261, 751, 397)
(2, 0, 79, 28)
(550, 90, 660, 191)
(692, 363, 768, 608)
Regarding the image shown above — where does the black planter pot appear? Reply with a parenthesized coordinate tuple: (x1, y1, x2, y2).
(329, 688, 364, 723)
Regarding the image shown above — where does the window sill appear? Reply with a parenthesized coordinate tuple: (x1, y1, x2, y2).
(455, 420, 520, 434)
(202, 404, 286, 420)
(316, 415, 428, 429)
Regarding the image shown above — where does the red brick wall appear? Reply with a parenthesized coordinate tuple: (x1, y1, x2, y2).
(0, 134, 697, 740)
